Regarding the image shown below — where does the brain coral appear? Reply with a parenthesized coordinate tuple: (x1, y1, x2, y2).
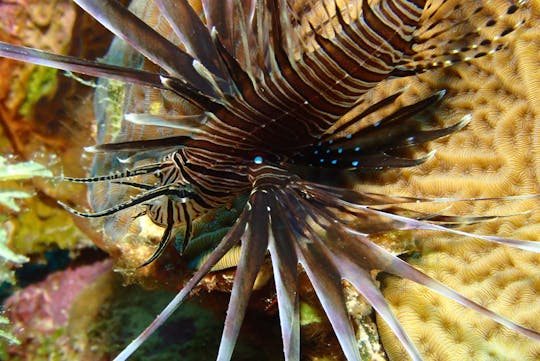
(362, 1, 540, 360)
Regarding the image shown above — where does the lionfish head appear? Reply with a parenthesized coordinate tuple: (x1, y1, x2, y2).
(1, 0, 538, 360)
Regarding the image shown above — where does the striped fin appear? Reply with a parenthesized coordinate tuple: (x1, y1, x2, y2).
(153, 0, 232, 89)
(112, 209, 249, 361)
(0, 42, 164, 88)
(287, 91, 466, 169)
(73, 0, 223, 97)
(202, 0, 258, 77)
(109, 170, 540, 361)
(62, 161, 170, 183)
(58, 184, 195, 219)
(398, 0, 530, 72)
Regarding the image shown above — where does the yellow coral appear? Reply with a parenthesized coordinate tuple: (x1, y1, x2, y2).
(368, 3, 540, 360)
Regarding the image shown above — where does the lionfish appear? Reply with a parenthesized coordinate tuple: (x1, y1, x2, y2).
(1, 0, 539, 360)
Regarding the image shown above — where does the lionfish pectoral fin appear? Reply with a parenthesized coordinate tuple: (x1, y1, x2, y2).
(72, 0, 222, 97)
(328, 239, 424, 361)
(0, 41, 166, 89)
(357, 207, 540, 254)
(216, 189, 271, 361)
(296, 183, 540, 359)
(273, 189, 363, 361)
(410, 208, 530, 225)
(112, 209, 249, 361)
(323, 191, 540, 253)
(267, 191, 300, 361)
(339, 226, 540, 342)
(285, 187, 424, 361)
(153, 0, 233, 92)
(401, 0, 530, 72)
(306, 181, 540, 209)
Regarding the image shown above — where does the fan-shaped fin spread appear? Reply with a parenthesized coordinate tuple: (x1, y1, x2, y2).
(111, 175, 539, 361)
(0, 1, 536, 361)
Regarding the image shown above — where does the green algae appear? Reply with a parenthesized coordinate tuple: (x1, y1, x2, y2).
(8, 197, 89, 256)
(299, 301, 322, 327)
(91, 285, 269, 361)
(95, 78, 126, 141)
(17, 67, 58, 118)
(0, 320, 19, 360)
(0, 156, 55, 348)
(0, 155, 52, 212)
(0, 229, 28, 285)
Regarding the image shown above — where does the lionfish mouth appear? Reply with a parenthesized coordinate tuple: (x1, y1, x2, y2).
(1, 0, 538, 360)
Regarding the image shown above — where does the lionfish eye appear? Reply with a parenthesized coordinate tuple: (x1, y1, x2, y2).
(0, 0, 538, 361)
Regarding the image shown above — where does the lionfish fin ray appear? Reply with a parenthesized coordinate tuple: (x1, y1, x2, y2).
(124, 112, 208, 134)
(323, 89, 407, 139)
(281, 193, 362, 361)
(268, 190, 300, 361)
(0, 41, 165, 88)
(73, 0, 219, 97)
(329, 243, 423, 361)
(153, 0, 233, 92)
(58, 184, 178, 218)
(305, 182, 540, 208)
(400, 0, 530, 72)
(137, 207, 175, 269)
(180, 203, 193, 254)
(85, 136, 192, 153)
(343, 205, 540, 253)
(296, 181, 540, 353)
(112, 210, 249, 361)
(217, 190, 271, 361)
(357, 231, 540, 342)
(291, 92, 461, 169)
(202, 0, 258, 77)
(62, 161, 169, 183)
(324, 91, 445, 152)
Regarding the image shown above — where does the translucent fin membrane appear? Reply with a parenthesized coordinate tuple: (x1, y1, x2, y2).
(73, 0, 220, 96)
(113, 176, 539, 361)
(154, 0, 232, 89)
(288, 91, 468, 169)
(0, 41, 164, 88)
(124, 113, 208, 133)
(400, 0, 530, 72)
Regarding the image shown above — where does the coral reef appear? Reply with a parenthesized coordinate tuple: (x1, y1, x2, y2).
(0, 2, 111, 356)
(362, 4, 540, 360)
(0, 0, 538, 360)
(3, 260, 112, 360)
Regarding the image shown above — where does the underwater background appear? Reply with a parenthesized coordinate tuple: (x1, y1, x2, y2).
(0, 0, 539, 360)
